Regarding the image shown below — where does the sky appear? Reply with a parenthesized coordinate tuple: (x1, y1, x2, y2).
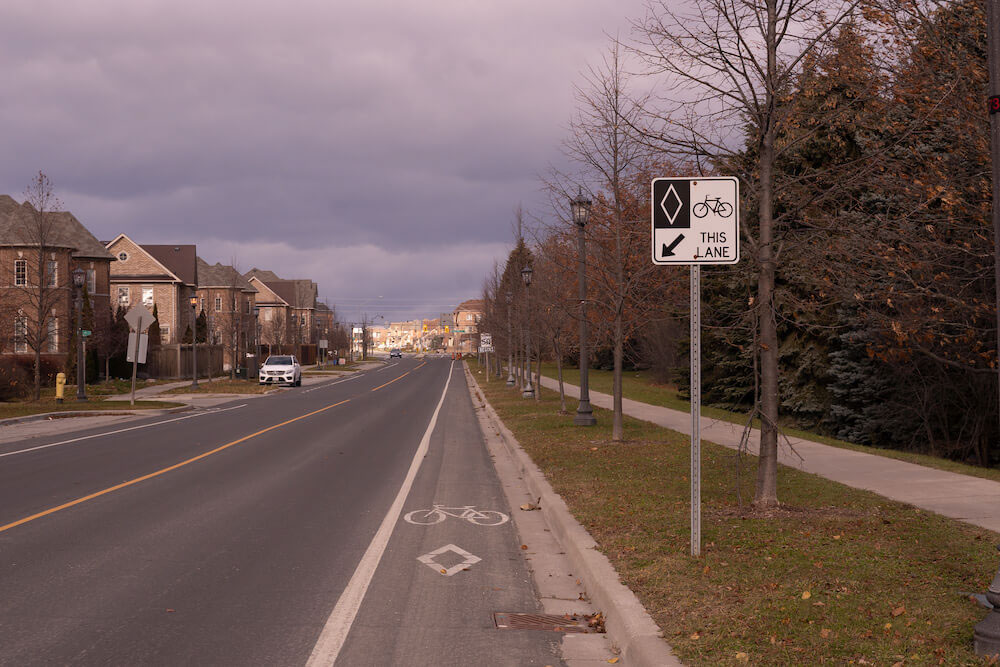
(0, 0, 649, 323)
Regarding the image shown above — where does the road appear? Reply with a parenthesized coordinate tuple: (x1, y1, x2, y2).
(0, 358, 564, 666)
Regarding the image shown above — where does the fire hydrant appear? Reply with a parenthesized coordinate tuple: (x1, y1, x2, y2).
(55, 372, 66, 404)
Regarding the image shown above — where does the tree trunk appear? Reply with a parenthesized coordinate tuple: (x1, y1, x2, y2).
(534, 355, 541, 402)
(612, 315, 624, 441)
(554, 337, 566, 413)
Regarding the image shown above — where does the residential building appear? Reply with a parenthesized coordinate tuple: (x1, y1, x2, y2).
(106, 235, 198, 343)
(452, 299, 485, 353)
(0, 195, 114, 358)
(195, 258, 257, 370)
(244, 269, 318, 346)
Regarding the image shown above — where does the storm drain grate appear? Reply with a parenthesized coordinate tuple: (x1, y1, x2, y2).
(493, 612, 604, 634)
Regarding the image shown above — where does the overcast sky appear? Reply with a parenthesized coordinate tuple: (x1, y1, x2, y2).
(0, 0, 648, 322)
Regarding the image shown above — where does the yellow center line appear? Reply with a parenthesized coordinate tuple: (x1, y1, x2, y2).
(370, 360, 427, 392)
(0, 398, 351, 535)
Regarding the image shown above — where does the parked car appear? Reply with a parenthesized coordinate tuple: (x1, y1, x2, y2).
(259, 355, 301, 386)
(389, 348, 402, 358)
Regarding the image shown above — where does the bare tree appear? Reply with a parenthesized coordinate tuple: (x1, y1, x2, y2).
(18, 172, 64, 400)
(631, 0, 864, 505)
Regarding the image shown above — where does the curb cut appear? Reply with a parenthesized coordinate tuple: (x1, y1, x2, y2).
(0, 403, 194, 428)
(465, 364, 683, 667)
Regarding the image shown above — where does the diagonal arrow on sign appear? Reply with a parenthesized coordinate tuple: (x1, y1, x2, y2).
(662, 234, 685, 258)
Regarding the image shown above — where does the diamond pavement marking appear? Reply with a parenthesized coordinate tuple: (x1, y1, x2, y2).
(417, 544, 482, 577)
(660, 184, 683, 225)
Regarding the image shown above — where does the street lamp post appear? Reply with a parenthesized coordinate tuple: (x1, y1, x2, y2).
(521, 265, 534, 399)
(505, 291, 515, 386)
(190, 296, 198, 389)
(71, 268, 87, 401)
(571, 187, 597, 426)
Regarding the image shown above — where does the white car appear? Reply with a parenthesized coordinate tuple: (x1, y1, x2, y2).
(259, 355, 302, 386)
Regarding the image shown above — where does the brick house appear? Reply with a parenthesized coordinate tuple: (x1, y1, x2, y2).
(244, 268, 317, 346)
(105, 235, 198, 343)
(0, 195, 113, 361)
(195, 258, 257, 370)
(453, 299, 485, 353)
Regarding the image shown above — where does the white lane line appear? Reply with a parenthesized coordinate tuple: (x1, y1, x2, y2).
(306, 361, 454, 666)
(0, 404, 248, 460)
(377, 362, 399, 372)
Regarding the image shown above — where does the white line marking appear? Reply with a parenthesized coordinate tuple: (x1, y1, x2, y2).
(377, 362, 399, 372)
(302, 375, 360, 394)
(417, 544, 481, 577)
(0, 404, 247, 459)
(306, 361, 454, 666)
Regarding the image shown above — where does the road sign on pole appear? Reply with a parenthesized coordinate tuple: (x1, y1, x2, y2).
(651, 177, 740, 265)
(124, 303, 156, 333)
(651, 175, 741, 557)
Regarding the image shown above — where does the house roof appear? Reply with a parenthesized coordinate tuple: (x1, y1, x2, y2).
(196, 257, 257, 292)
(244, 267, 282, 282)
(455, 299, 485, 312)
(0, 195, 115, 260)
(143, 245, 198, 286)
(260, 278, 316, 310)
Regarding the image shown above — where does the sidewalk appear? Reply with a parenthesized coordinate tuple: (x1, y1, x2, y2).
(539, 375, 1000, 533)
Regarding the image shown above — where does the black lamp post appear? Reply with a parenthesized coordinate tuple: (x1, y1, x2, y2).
(521, 264, 534, 399)
(571, 187, 597, 426)
(190, 295, 199, 389)
(71, 268, 87, 401)
(505, 291, 515, 386)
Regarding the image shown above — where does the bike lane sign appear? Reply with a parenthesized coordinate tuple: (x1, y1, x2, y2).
(651, 177, 740, 265)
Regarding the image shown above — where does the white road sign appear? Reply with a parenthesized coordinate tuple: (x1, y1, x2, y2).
(651, 177, 740, 265)
(124, 303, 156, 332)
(126, 332, 148, 364)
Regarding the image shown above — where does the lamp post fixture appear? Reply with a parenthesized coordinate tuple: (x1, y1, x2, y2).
(71, 268, 87, 401)
(571, 187, 597, 426)
(521, 264, 534, 399)
(505, 291, 515, 386)
(190, 296, 199, 389)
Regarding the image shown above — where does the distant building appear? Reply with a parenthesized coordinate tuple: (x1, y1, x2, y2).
(195, 258, 256, 370)
(452, 299, 484, 353)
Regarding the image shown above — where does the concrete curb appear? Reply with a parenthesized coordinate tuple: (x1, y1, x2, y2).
(465, 365, 683, 667)
(0, 403, 193, 428)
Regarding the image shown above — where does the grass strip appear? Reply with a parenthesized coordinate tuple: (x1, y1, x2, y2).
(539, 363, 1000, 484)
(161, 379, 271, 395)
(474, 361, 998, 665)
(0, 399, 183, 420)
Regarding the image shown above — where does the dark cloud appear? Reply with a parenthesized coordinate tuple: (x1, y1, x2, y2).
(0, 0, 645, 320)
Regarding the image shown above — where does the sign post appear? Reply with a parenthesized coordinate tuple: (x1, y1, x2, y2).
(651, 176, 739, 557)
(479, 333, 494, 383)
(124, 303, 156, 406)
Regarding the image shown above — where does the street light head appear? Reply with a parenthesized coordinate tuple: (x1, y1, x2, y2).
(254, 306, 260, 317)
(570, 186, 592, 227)
(521, 264, 533, 287)
(189, 295, 198, 308)
(71, 268, 86, 289)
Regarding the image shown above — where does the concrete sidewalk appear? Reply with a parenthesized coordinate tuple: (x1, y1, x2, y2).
(539, 375, 1000, 534)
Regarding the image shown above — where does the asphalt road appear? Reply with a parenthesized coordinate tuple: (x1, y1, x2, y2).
(0, 358, 563, 666)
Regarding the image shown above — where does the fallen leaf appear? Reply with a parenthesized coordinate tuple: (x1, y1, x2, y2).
(590, 447, 598, 451)
(820, 628, 831, 638)
(884, 622, 892, 630)
(813, 601, 826, 607)
(735, 652, 749, 663)
(833, 534, 842, 540)
(802, 591, 812, 600)
(703, 565, 711, 574)
(892, 605, 906, 617)
(607, 659, 620, 664)
(520, 501, 541, 511)
(166, 609, 175, 613)
(521, 544, 528, 550)
(690, 632, 701, 640)
(440, 569, 447, 574)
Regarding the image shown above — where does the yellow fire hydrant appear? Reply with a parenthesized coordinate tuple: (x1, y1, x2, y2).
(55, 372, 66, 404)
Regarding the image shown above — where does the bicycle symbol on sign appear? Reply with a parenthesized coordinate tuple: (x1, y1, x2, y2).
(404, 505, 510, 526)
(692, 196, 734, 219)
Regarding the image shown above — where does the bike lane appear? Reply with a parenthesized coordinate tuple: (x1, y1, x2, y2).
(327, 362, 565, 666)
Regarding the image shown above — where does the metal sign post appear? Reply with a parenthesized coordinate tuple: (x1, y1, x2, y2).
(690, 265, 701, 556)
(651, 176, 739, 558)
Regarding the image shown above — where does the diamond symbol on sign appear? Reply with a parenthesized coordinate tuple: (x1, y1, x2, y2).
(660, 184, 683, 225)
(417, 544, 482, 577)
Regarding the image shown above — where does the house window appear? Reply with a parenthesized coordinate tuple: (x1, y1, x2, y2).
(199, 297, 205, 312)
(215, 296, 222, 312)
(142, 286, 153, 307)
(86, 269, 95, 295)
(118, 286, 129, 307)
(14, 259, 26, 286)
(161, 325, 170, 340)
(46, 317, 58, 353)
(46, 260, 57, 288)
(244, 298, 251, 314)
(14, 316, 27, 353)
(262, 308, 272, 322)
(118, 251, 128, 262)
(233, 296, 238, 312)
